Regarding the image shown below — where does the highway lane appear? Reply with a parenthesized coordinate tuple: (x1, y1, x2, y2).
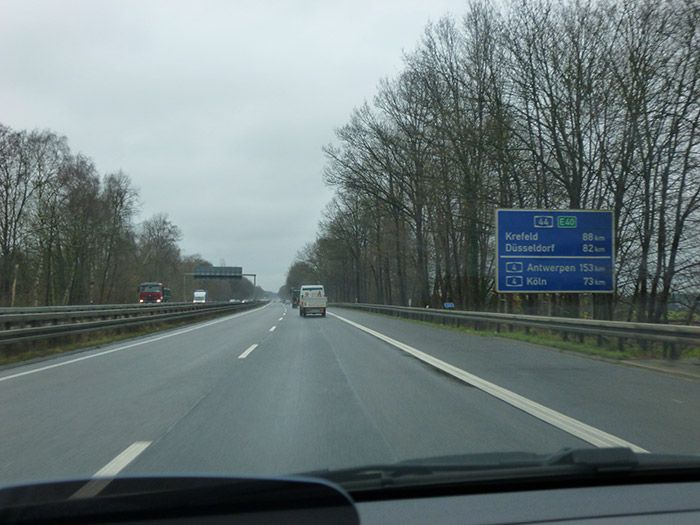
(124, 303, 586, 478)
(0, 303, 280, 484)
(1, 302, 699, 489)
(325, 308, 700, 455)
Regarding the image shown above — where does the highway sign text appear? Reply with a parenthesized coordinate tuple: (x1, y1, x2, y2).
(496, 209, 614, 293)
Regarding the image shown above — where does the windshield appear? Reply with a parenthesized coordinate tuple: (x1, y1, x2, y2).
(1, 0, 699, 497)
(139, 284, 162, 293)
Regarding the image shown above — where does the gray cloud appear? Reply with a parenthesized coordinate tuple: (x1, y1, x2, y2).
(1, 0, 466, 291)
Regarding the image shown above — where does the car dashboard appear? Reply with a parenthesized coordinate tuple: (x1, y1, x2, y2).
(0, 473, 699, 524)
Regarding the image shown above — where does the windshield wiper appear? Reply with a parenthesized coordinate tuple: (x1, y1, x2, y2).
(302, 448, 700, 493)
(545, 447, 638, 470)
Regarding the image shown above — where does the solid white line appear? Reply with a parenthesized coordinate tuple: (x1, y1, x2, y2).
(0, 304, 269, 384)
(238, 344, 258, 359)
(71, 441, 151, 499)
(269, 326, 276, 332)
(329, 312, 648, 453)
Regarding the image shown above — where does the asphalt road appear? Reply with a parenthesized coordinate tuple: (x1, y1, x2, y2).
(1, 302, 699, 488)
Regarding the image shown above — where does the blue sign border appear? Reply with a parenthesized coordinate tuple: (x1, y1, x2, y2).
(496, 209, 614, 293)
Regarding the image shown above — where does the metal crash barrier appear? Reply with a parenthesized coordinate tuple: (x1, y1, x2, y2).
(0, 301, 266, 345)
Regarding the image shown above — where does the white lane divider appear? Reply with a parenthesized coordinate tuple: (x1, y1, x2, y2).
(238, 344, 259, 359)
(278, 317, 284, 321)
(0, 304, 270, 384)
(71, 441, 151, 499)
(269, 326, 276, 332)
(329, 312, 648, 453)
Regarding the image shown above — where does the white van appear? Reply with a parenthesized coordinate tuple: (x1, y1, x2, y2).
(299, 284, 327, 317)
(193, 290, 208, 303)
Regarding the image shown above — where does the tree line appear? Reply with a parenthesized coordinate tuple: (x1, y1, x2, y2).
(289, 0, 700, 323)
(0, 122, 260, 306)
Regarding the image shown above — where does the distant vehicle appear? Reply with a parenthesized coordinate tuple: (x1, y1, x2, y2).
(193, 290, 208, 303)
(291, 287, 300, 308)
(299, 284, 327, 317)
(139, 282, 171, 303)
(229, 299, 241, 304)
(284, 299, 291, 305)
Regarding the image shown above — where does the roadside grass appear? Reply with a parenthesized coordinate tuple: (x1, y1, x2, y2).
(683, 346, 700, 359)
(0, 311, 231, 368)
(377, 314, 692, 361)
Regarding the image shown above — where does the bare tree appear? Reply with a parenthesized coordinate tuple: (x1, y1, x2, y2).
(96, 171, 139, 303)
(137, 213, 183, 286)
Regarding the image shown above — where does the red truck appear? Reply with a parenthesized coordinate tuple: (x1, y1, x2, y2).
(138, 282, 171, 303)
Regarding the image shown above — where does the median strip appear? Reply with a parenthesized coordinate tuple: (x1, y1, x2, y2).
(0, 306, 268, 383)
(329, 312, 648, 453)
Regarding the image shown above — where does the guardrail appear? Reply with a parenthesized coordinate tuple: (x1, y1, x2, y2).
(331, 303, 700, 347)
(0, 301, 266, 345)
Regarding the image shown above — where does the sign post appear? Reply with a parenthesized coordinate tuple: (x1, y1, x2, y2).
(182, 266, 257, 301)
(496, 209, 614, 293)
(193, 266, 243, 279)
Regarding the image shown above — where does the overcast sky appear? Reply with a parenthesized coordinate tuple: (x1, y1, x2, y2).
(1, 0, 467, 292)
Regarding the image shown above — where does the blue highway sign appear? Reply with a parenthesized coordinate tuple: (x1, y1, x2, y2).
(496, 209, 614, 293)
